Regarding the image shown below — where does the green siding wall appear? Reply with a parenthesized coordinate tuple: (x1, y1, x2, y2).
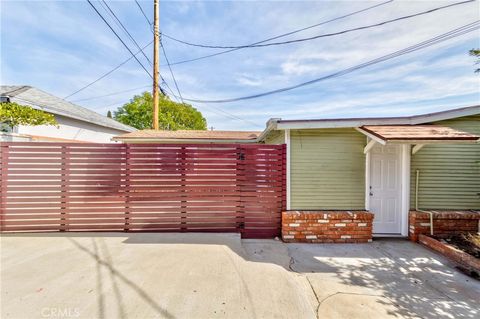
(264, 130, 285, 145)
(410, 115, 480, 210)
(290, 128, 365, 209)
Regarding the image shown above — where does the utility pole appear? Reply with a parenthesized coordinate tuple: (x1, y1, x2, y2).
(152, 0, 160, 130)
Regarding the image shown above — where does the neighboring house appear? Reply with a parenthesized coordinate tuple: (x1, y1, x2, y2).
(112, 129, 261, 143)
(114, 105, 480, 237)
(0, 85, 135, 143)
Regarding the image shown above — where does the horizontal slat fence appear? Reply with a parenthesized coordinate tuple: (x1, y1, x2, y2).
(0, 142, 285, 238)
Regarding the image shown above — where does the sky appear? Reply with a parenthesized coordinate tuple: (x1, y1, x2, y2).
(1, 0, 479, 131)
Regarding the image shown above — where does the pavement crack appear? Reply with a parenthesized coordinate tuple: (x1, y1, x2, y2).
(305, 276, 320, 319)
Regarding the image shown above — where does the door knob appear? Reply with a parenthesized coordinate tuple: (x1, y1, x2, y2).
(369, 192, 373, 196)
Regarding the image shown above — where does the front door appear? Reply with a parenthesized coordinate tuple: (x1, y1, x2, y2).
(369, 144, 402, 234)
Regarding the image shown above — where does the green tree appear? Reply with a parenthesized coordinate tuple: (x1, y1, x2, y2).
(0, 102, 57, 132)
(114, 92, 207, 130)
(470, 48, 480, 73)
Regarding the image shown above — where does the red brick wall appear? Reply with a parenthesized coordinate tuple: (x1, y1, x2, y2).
(419, 234, 480, 272)
(409, 211, 480, 242)
(282, 211, 373, 243)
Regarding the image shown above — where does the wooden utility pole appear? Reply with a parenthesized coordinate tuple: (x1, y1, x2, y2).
(152, 0, 160, 130)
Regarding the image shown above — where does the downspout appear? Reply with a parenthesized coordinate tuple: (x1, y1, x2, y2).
(415, 170, 434, 236)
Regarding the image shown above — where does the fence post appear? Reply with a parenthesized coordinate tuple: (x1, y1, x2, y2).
(124, 144, 131, 231)
(237, 146, 246, 235)
(0, 144, 9, 231)
(60, 145, 70, 231)
(281, 144, 287, 212)
(180, 146, 187, 232)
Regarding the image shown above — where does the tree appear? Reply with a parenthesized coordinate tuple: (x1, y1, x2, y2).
(470, 48, 480, 73)
(107, 110, 112, 118)
(0, 102, 57, 132)
(114, 92, 207, 130)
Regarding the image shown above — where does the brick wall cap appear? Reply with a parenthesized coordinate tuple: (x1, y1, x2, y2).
(283, 210, 373, 220)
(409, 210, 480, 220)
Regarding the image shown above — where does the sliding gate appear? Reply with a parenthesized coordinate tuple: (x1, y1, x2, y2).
(0, 142, 285, 238)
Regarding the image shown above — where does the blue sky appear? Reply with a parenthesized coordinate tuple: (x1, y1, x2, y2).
(1, 0, 479, 130)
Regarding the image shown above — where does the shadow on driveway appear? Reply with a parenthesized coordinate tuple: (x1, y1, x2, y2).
(1, 233, 478, 319)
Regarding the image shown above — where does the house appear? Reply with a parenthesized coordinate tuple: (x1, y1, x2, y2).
(112, 129, 261, 143)
(114, 105, 480, 240)
(0, 85, 135, 143)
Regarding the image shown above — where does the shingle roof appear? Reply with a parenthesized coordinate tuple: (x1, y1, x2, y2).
(360, 125, 479, 141)
(113, 129, 261, 141)
(0, 85, 135, 132)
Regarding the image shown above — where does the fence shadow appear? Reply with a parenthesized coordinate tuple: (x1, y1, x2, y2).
(2, 233, 478, 318)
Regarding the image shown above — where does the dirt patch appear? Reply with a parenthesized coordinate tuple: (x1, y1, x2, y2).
(434, 233, 480, 259)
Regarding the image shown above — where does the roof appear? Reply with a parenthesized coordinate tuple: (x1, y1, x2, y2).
(0, 85, 135, 132)
(269, 105, 480, 130)
(359, 125, 480, 143)
(113, 129, 261, 142)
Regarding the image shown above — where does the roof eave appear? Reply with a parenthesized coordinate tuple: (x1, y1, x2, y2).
(273, 105, 480, 130)
(111, 137, 259, 143)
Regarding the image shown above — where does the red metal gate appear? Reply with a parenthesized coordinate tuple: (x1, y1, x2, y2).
(0, 142, 285, 238)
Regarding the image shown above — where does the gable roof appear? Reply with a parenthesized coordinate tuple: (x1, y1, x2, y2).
(113, 129, 261, 142)
(270, 105, 480, 130)
(0, 85, 135, 132)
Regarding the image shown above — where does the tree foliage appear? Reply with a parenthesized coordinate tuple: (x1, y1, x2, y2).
(470, 48, 480, 73)
(114, 92, 207, 130)
(0, 102, 57, 131)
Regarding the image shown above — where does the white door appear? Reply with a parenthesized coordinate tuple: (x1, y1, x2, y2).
(369, 144, 402, 234)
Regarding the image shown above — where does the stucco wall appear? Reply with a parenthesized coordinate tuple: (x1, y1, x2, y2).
(290, 128, 366, 210)
(410, 114, 480, 210)
(16, 114, 128, 143)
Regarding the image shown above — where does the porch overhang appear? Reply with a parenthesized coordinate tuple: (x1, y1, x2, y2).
(356, 125, 479, 154)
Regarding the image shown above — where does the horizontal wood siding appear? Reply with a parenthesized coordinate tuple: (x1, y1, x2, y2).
(0, 142, 286, 238)
(410, 115, 480, 210)
(290, 129, 365, 209)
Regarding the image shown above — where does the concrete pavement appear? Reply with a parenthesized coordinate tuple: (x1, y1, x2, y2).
(1, 233, 478, 319)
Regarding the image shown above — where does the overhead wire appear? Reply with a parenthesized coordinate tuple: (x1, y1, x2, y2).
(100, 0, 152, 66)
(85, 0, 153, 83)
(131, 0, 260, 126)
(84, 0, 167, 100)
(170, 21, 479, 103)
(163, 0, 474, 49)
(70, 85, 151, 102)
(162, 0, 395, 66)
(63, 40, 153, 99)
(134, 0, 152, 25)
(64, 0, 394, 99)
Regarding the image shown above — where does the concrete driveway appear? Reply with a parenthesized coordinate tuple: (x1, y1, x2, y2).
(1, 233, 478, 319)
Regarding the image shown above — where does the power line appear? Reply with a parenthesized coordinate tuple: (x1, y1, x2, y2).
(86, 0, 153, 81)
(84, 0, 167, 100)
(71, 85, 151, 102)
(172, 21, 479, 103)
(63, 41, 152, 99)
(163, 0, 474, 49)
(100, 0, 152, 66)
(134, 0, 152, 25)
(63, 0, 394, 99)
(162, 0, 395, 66)
(161, 41, 184, 102)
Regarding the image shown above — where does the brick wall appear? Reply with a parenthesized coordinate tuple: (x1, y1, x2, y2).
(409, 210, 480, 242)
(282, 211, 373, 243)
(419, 234, 480, 273)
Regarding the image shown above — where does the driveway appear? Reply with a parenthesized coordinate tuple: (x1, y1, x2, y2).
(1, 233, 478, 319)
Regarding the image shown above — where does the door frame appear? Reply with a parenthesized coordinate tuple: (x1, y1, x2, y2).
(365, 141, 410, 237)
